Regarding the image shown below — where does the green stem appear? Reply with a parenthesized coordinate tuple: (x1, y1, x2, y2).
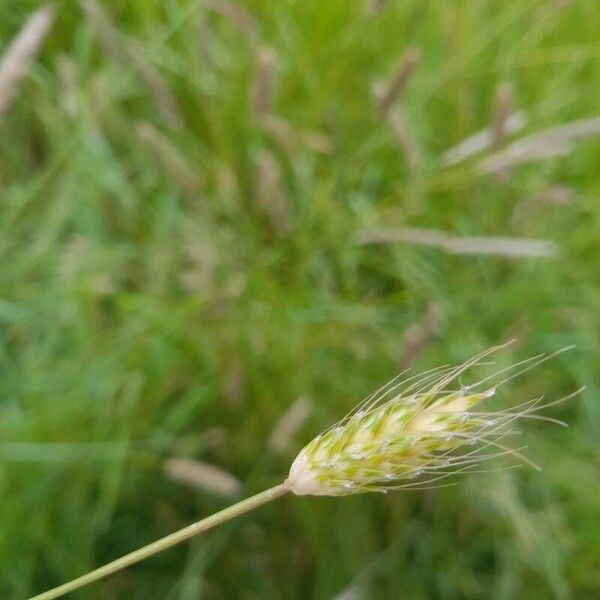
(29, 482, 289, 600)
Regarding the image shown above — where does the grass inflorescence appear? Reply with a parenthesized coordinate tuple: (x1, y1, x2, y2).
(288, 343, 580, 496)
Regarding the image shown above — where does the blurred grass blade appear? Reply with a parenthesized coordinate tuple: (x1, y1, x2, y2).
(0, 5, 54, 116)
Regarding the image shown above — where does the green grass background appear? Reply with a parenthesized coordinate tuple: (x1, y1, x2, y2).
(1, 1, 599, 598)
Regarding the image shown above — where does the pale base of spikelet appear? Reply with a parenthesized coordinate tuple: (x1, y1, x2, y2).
(288, 451, 336, 496)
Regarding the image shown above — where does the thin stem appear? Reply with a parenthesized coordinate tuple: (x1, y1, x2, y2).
(29, 482, 290, 600)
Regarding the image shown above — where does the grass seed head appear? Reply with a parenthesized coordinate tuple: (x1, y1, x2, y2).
(287, 342, 577, 496)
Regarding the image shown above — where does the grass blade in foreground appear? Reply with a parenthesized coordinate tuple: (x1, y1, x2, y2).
(30, 343, 578, 599)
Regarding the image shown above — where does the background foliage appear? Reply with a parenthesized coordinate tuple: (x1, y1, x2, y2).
(0, 1, 599, 598)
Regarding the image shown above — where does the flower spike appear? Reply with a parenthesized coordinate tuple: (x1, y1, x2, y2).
(287, 343, 576, 496)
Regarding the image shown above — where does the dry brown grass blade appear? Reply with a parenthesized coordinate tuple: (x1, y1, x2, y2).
(368, 0, 391, 14)
(492, 83, 513, 147)
(164, 458, 242, 498)
(372, 48, 420, 170)
(333, 585, 365, 600)
(441, 112, 527, 166)
(400, 303, 443, 370)
(479, 117, 600, 174)
(446, 236, 556, 258)
(375, 47, 420, 115)
(269, 396, 312, 454)
(254, 149, 290, 233)
(80, 0, 124, 65)
(0, 5, 55, 116)
(252, 46, 276, 122)
(355, 227, 557, 258)
(355, 227, 446, 247)
(385, 108, 419, 171)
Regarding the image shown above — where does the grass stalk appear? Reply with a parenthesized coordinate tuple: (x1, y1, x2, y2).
(29, 483, 289, 600)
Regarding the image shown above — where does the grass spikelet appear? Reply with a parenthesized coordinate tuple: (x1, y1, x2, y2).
(287, 342, 579, 496)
